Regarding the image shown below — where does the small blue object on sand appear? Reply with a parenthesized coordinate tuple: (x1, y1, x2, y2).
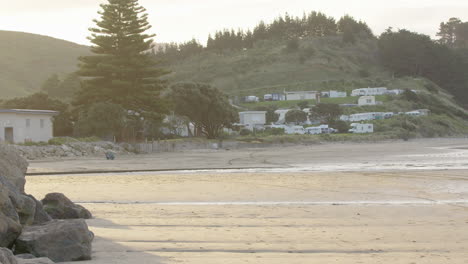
(105, 152, 115, 160)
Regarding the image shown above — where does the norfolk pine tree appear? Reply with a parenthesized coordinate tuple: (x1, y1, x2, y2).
(75, 0, 168, 119)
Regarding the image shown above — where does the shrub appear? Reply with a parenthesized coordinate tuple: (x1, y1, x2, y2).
(239, 129, 252, 136)
(263, 127, 285, 135)
(285, 38, 299, 52)
(358, 69, 370, 78)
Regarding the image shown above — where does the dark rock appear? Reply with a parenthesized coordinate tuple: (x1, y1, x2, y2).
(0, 145, 28, 192)
(14, 219, 94, 262)
(0, 179, 22, 248)
(28, 196, 51, 225)
(0, 144, 30, 247)
(41, 193, 92, 219)
(0, 247, 18, 264)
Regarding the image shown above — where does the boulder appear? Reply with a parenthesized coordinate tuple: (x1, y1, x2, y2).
(14, 219, 94, 262)
(0, 248, 17, 264)
(16, 257, 54, 264)
(0, 181, 22, 247)
(0, 145, 28, 192)
(0, 157, 44, 246)
(41, 193, 91, 219)
(29, 196, 51, 225)
(0, 144, 26, 247)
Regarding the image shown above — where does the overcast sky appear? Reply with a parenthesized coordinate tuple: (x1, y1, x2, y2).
(1, 0, 467, 45)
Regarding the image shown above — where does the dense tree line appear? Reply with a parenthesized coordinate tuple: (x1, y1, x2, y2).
(379, 26, 468, 107)
(437, 17, 468, 49)
(155, 12, 373, 61)
(40, 73, 81, 100)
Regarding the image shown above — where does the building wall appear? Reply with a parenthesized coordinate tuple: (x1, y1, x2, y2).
(285, 92, 317, 101)
(329, 91, 347, 98)
(351, 88, 388, 96)
(350, 124, 374, 133)
(358, 96, 376, 106)
(239, 112, 266, 126)
(0, 113, 54, 143)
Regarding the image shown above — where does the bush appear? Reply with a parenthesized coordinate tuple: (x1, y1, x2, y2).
(263, 127, 285, 135)
(239, 129, 252, 136)
(19, 141, 48, 146)
(48, 137, 71, 145)
(330, 120, 350, 133)
(358, 69, 370, 78)
(285, 38, 299, 52)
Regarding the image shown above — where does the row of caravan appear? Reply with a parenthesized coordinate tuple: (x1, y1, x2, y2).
(267, 124, 374, 135)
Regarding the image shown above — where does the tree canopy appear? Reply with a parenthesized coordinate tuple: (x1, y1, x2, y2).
(437, 17, 468, 49)
(41, 73, 81, 100)
(285, 110, 308, 125)
(170, 83, 239, 139)
(310, 103, 342, 124)
(75, 0, 168, 119)
(379, 28, 468, 107)
(74, 102, 126, 139)
(154, 11, 373, 60)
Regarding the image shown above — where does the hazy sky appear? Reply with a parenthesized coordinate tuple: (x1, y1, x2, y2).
(1, 0, 467, 45)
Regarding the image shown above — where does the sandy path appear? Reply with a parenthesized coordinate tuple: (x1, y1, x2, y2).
(25, 169, 468, 264)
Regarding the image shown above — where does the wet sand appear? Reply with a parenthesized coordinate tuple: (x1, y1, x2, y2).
(24, 139, 468, 263)
(27, 138, 468, 174)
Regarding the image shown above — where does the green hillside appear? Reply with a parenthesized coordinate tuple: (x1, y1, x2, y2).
(163, 36, 391, 97)
(0, 30, 90, 98)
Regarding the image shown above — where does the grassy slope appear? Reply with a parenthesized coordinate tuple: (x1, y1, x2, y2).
(0, 30, 90, 98)
(165, 36, 391, 97)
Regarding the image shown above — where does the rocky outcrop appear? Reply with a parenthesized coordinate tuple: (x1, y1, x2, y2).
(0, 144, 28, 192)
(14, 141, 134, 160)
(29, 196, 52, 225)
(1, 144, 93, 262)
(0, 144, 29, 247)
(41, 193, 92, 219)
(14, 219, 94, 262)
(0, 182, 22, 247)
(0, 248, 17, 264)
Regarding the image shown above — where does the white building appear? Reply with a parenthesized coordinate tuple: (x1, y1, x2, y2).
(349, 123, 374, 134)
(239, 111, 267, 130)
(341, 112, 388, 122)
(405, 109, 430, 117)
(351, 87, 388, 97)
(322, 91, 347, 98)
(244, 96, 259, 103)
(264, 93, 285, 101)
(386, 89, 404, 95)
(285, 91, 318, 101)
(358, 96, 376, 106)
(0, 109, 58, 143)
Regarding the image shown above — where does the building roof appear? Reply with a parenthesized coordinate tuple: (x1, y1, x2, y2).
(285, 91, 317, 94)
(239, 111, 267, 114)
(0, 109, 59, 115)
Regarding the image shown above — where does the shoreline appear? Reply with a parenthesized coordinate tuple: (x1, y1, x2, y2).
(26, 138, 468, 176)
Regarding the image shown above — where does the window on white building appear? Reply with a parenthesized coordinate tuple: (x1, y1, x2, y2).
(40, 119, 45, 128)
(26, 119, 30, 128)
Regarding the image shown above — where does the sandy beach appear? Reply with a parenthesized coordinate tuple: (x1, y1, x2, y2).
(24, 139, 468, 263)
